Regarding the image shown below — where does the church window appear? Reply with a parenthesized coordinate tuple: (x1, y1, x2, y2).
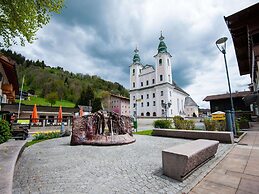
(159, 59, 162, 65)
(141, 82, 143, 86)
(147, 94, 149, 99)
(139, 69, 141, 73)
(168, 75, 170, 82)
(146, 112, 150, 116)
(167, 59, 170, 66)
(170, 91, 172, 97)
(141, 95, 143, 99)
(161, 100, 164, 105)
(153, 101, 156, 106)
(161, 91, 163, 96)
(133, 69, 135, 75)
(152, 79, 155, 84)
(147, 102, 149, 107)
(177, 99, 180, 113)
(153, 112, 157, 116)
(146, 80, 149, 85)
(141, 102, 143, 107)
(141, 113, 144, 116)
(160, 75, 163, 81)
(133, 96, 135, 100)
(171, 109, 173, 114)
(133, 82, 135, 88)
(153, 93, 155, 98)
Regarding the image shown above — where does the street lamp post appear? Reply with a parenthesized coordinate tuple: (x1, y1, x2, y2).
(161, 102, 172, 120)
(216, 37, 236, 135)
(134, 98, 142, 132)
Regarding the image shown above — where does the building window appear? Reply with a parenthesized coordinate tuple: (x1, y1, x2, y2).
(161, 100, 164, 105)
(153, 93, 155, 98)
(141, 82, 143, 86)
(159, 59, 162, 65)
(133, 82, 135, 88)
(153, 101, 156, 106)
(146, 112, 150, 116)
(147, 94, 149, 99)
(147, 102, 149, 107)
(133, 96, 135, 100)
(141, 95, 143, 99)
(146, 80, 149, 85)
(167, 59, 169, 66)
(177, 99, 180, 113)
(152, 79, 155, 84)
(133, 103, 136, 108)
(160, 75, 163, 81)
(141, 102, 143, 107)
(139, 69, 141, 73)
(168, 75, 170, 82)
(170, 91, 172, 97)
(162, 109, 164, 115)
(153, 112, 157, 116)
(133, 69, 135, 75)
(161, 91, 163, 96)
(171, 109, 173, 114)
(141, 113, 144, 116)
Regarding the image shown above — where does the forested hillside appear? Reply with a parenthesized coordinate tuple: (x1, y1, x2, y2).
(1, 49, 129, 105)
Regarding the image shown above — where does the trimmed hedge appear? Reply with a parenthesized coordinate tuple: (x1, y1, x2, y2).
(153, 119, 173, 129)
(0, 120, 11, 144)
(204, 119, 226, 131)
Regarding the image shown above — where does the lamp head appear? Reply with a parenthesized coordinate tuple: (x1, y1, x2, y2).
(216, 37, 228, 54)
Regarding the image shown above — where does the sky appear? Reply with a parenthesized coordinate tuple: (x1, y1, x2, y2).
(10, 0, 258, 108)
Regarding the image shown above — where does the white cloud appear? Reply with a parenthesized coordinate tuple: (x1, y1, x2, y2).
(9, 0, 258, 108)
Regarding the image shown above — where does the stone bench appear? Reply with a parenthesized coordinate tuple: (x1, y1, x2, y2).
(162, 139, 219, 181)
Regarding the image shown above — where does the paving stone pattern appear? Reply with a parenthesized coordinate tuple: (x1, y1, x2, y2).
(13, 135, 232, 194)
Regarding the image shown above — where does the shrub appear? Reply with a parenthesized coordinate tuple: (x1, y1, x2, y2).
(0, 120, 11, 144)
(174, 119, 195, 130)
(153, 119, 172, 129)
(204, 119, 226, 131)
(33, 131, 61, 140)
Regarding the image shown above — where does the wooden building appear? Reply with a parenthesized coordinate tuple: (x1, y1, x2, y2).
(204, 91, 251, 113)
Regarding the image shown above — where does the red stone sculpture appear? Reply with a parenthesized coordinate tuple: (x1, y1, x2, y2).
(70, 111, 135, 146)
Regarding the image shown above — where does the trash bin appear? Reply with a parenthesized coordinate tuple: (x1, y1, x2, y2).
(133, 121, 138, 129)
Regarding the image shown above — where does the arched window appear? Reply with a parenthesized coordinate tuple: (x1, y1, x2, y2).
(159, 59, 162, 65)
(153, 112, 157, 117)
(141, 113, 144, 116)
(146, 112, 150, 116)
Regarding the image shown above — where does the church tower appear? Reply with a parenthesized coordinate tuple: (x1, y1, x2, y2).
(130, 47, 142, 90)
(154, 33, 172, 85)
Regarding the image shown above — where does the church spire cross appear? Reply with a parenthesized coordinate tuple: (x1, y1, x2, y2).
(134, 46, 139, 54)
(159, 31, 164, 41)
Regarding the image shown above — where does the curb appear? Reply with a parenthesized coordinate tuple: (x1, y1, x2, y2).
(0, 140, 27, 194)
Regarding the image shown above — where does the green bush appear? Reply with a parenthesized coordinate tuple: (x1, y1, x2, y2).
(204, 119, 226, 131)
(153, 119, 172, 129)
(174, 119, 195, 130)
(33, 131, 61, 140)
(0, 120, 11, 144)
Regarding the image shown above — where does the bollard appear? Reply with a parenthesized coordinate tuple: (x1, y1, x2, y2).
(61, 122, 65, 133)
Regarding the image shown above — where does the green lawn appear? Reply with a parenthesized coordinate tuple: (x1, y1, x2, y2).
(133, 130, 153, 136)
(16, 96, 75, 108)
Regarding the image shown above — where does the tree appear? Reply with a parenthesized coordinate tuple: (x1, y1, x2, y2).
(0, 0, 64, 47)
(46, 92, 58, 106)
(77, 86, 95, 106)
(92, 98, 102, 113)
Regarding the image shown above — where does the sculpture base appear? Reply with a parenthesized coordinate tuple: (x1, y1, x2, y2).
(71, 133, 136, 146)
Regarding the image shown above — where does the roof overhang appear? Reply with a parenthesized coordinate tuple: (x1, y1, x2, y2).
(224, 3, 259, 76)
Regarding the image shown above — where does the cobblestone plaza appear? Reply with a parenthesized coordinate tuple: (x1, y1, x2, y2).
(13, 135, 232, 194)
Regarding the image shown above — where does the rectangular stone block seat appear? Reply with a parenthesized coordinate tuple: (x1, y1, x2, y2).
(162, 139, 219, 181)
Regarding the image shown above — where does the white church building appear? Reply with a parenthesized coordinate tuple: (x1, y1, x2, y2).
(129, 34, 198, 117)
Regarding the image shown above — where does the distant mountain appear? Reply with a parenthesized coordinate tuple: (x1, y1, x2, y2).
(1, 49, 129, 105)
